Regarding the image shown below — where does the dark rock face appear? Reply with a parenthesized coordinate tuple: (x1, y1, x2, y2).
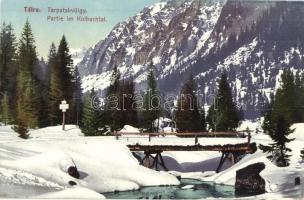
(235, 162, 266, 196)
(295, 177, 301, 186)
(67, 166, 80, 179)
(68, 180, 77, 186)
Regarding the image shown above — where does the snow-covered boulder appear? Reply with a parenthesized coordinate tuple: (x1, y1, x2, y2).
(118, 125, 140, 133)
(235, 162, 266, 195)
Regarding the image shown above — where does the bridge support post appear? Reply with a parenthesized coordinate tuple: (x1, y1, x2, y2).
(157, 152, 168, 171)
(140, 150, 168, 171)
(195, 135, 198, 144)
(114, 131, 119, 140)
(216, 152, 229, 173)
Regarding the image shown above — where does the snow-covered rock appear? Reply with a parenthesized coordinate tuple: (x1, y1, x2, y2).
(181, 185, 194, 190)
(119, 125, 140, 133)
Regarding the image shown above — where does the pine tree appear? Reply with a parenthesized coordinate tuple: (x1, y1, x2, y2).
(81, 89, 103, 136)
(262, 94, 275, 136)
(301, 73, 304, 121)
(260, 115, 294, 167)
(206, 73, 241, 131)
(36, 57, 51, 127)
(56, 36, 75, 124)
(48, 36, 75, 125)
(104, 66, 138, 130)
(15, 20, 41, 131)
(200, 108, 207, 132)
(295, 72, 304, 122)
(176, 75, 205, 133)
(142, 63, 161, 131)
(260, 71, 296, 167)
(272, 69, 297, 124)
(108, 78, 139, 131)
(0, 23, 16, 94)
(0, 23, 17, 120)
(74, 66, 83, 126)
(0, 93, 12, 125)
(120, 78, 138, 127)
(294, 72, 304, 122)
(301, 148, 304, 161)
(48, 43, 61, 125)
(104, 65, 121, 130)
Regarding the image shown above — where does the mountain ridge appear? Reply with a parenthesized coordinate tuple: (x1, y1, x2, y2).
(77, 0, 304, 119)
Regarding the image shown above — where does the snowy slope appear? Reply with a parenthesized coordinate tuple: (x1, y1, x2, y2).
(0, 125, 179, 198)
(71, 47, 90, 67)
(34, 187, 106, 199)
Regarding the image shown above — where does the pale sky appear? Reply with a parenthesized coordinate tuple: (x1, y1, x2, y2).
(1, 0, 161, 58)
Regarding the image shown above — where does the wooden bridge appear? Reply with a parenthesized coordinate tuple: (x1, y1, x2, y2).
(114, 131, 256, 173)
(114, 131, 249, 138)
(128, 143, 252, 152)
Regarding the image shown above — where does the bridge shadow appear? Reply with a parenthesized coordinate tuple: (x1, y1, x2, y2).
(133, 152, 230, 172)
(162, 155, 231, 172)
(78, 171, 89, 179)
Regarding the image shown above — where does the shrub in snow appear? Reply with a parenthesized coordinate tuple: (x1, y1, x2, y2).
(301, 149, 304, 161)
(12, 124, 29, 139)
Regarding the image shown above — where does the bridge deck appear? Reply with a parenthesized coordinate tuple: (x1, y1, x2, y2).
(128, 143, 251, 152)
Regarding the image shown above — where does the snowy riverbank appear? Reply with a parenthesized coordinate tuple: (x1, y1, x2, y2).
(170, 123, 304, 199)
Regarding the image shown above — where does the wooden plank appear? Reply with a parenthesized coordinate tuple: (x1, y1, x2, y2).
(128, 143, 250, 152)
(113, 131, 247, 137)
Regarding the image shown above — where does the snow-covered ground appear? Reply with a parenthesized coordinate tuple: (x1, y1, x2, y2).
(171, 123, 304, 199)
(0, 121, 303, 199)
(0, 125, 178, 199)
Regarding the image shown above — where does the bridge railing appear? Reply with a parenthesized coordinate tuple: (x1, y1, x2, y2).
(113, 130, 252, 144)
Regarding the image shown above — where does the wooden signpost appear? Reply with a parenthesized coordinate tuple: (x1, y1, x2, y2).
(59, 100, 69, 131)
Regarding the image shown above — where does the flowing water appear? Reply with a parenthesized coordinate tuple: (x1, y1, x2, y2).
(103, 179, 240, 199)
